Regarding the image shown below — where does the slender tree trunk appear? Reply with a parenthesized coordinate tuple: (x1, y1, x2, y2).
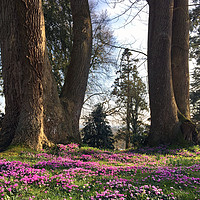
(125, 60, 131, 149)
(0, 0, 92, 150)
(126, 95, 131, 149)
(147, 0, 179, 145)
(60, 0, 92, 142)
(171, 0, 190, 119)
(132, 103, 139, 138)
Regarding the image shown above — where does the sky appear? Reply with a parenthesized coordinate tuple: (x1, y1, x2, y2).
(85, 0, 150, 125)
(94, 0, 195, 73)
(95, 0, 149, 72)
(101, 1, 148, 45)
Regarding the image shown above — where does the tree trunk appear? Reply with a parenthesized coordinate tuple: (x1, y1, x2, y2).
(125, 56, 131, 149)
(171, 0, 190, 119)
(0, 0, 92, 150)
(60, 0, 92, 142)
(0, 0, 67, 150)
(147, 0, 199, 145)
(147, 0, 179, 145)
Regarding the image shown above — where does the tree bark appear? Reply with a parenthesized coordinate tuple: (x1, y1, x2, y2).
(0, 0, 92, 150)
(60, 0, 92, 142)
(125, 66, 131, 149)
(147, 0, 199, 145)
(171, 0, 190, 119)
(147, 0, 179, 145)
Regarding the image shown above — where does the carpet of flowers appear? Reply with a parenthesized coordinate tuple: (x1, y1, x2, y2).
(0, 144, 200, 199)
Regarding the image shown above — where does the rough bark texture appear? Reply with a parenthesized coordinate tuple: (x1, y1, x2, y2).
(0, 0, 92, 150)
(171, 0, 190, 119)
(147, 0, 179, 145)
(0, 0, 66, 150)
(60, 0, 92, 142)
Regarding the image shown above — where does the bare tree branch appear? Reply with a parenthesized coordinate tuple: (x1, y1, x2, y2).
(103, 42, 147, 56)
(83, 93, 106, 104)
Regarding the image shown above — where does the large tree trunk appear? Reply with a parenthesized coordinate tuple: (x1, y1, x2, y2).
(0, 0, 92, 150)
(0, 0, 67, 150)
(60, 0, 92, 142)
(147, 0, 179, 145)
(171, 0, 190, 119)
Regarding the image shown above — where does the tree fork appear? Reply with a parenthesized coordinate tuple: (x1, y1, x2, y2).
(0, 0, 92, 150)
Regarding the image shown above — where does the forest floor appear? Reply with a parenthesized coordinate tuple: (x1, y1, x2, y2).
(0, 143, 200, 199)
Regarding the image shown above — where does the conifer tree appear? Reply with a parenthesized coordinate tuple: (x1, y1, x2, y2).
(42, 0, 72, 94)
(82, 104, 114, 150)
(112, 49, 148, 148)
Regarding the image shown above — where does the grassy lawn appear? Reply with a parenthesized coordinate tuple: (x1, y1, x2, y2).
(0, 144, 200, 199)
